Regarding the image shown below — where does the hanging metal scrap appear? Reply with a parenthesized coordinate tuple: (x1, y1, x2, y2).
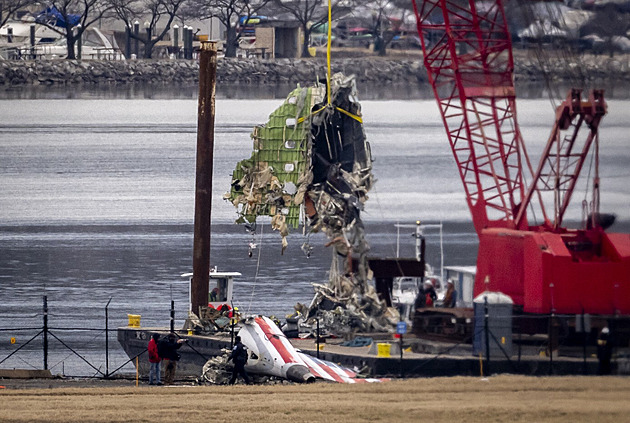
(226, 74, 398, 335)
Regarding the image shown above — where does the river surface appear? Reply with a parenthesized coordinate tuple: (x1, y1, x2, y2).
(1, 86, 629, 376)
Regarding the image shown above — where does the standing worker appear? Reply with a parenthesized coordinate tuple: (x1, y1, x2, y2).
(423, 280, 437, 307)
(147, 333, 163, 385)
(442, 280, 457, 308)
(227, 335, 250, 385)
(597, 327, 613, 375)
(158, 333, 186, 385)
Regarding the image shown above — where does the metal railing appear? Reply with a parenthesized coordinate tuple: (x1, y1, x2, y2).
(0, 295, 216, 379)
(0, 296, 146, 378)
(2, 295, 626, 378)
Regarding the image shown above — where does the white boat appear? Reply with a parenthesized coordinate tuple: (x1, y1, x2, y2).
(181, 268, 241, 312)
(1, 21, 122, 60)
(0, 19, 62, 44)
(390, 222, 446, 323)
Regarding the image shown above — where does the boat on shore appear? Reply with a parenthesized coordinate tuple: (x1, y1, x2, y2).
(1, 21, 121, 60)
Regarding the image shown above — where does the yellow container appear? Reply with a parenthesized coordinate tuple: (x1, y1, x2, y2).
(308, 47, 316, 57)
(127, 314, 141, 328)
(377, 343, 391, 357)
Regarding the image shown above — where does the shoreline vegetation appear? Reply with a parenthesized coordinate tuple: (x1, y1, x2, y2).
(1, 375, 629, 423)
(2, 50, 630, 88)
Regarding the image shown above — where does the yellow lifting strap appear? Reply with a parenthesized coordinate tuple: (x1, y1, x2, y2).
(297, 105, 327, 124)
(296, 105, 363, 125)
(296, 0, 362, 126)
(335, 107, 363, 123)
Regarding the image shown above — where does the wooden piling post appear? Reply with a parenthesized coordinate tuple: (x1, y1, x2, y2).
(191, 41, 217, 315)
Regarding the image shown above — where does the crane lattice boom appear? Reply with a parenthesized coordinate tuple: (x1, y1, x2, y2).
(412, 0, 630, 315)
(413, 0, 534, 234)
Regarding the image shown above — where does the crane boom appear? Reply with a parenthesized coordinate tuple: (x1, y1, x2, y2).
(515, 89, 607, 229)
(412, 0, 630, 315)
(412, 0, 535, 234)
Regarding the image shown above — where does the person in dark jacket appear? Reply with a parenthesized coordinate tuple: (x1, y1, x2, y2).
(147, 333, 162, 385)
(414, 290, 426, 309)
(423, 280, 437, 307)
(597, 327, 613, 375)
(227, 335, 250, 385)
(158, 333, 186, 385)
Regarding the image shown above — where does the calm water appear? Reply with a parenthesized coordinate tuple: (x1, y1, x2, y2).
(1, 88, 629, 375)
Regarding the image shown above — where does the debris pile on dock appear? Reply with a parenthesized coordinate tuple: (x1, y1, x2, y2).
(198, 349, 232, 384)
(184, 307, 232, 334)
(197, 349, 288, 385)
(297, 283, 398, 336)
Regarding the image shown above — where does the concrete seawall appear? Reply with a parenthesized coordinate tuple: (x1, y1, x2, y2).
(0, 58, 425, 87)
(1, 55, 629, 87)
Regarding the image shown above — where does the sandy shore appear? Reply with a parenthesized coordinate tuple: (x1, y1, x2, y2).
(1, 375, 629, 423)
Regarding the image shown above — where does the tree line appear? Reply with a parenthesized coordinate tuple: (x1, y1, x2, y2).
(2, 0, 421, 59)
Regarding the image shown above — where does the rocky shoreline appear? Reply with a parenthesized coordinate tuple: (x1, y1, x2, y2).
(1, 55, 629, 87)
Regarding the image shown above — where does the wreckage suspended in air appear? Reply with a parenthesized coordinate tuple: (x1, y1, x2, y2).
(225, 73, 373, 252)
(226, 74, 399, 334)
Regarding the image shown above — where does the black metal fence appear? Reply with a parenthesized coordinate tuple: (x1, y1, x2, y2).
(2, 295, 628, 378)
(411, 305, 630, 377)
(0, 295, 177, 378)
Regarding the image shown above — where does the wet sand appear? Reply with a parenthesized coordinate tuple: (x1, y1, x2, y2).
(1, 375, 629, 423)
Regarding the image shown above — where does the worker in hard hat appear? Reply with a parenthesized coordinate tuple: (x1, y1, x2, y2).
(597, 327, 613, 375)
(423, 280, 437, 307)
(442, 280, 457, 308)
(231, 307, 241, 324)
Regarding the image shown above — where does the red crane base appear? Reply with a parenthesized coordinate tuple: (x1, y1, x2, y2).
(474, 228, 630, 314)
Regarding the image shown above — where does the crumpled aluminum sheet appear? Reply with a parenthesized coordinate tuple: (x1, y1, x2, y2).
(183, 308, 233, 335)
(197, 350, 232, 385)
(197, 349, 288, 386)
(227, 74, 398, 335)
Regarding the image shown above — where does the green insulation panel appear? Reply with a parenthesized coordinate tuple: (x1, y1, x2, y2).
(227, 86, 318, 229)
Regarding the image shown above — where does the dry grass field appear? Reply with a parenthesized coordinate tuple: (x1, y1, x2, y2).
(1, 375, 629, 423)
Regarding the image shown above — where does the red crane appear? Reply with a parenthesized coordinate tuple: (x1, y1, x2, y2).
(411, 0, 630, 315)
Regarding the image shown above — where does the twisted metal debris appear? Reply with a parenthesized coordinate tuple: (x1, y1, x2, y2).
(226, 74, 398, 335)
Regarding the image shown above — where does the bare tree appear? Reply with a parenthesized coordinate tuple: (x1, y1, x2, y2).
(1, 0, 36, 28)
(272, 0, 353, 58)
(581, 3, 630, 57)
(110, 0, 186, 58)
(36, 0, 113, 59)
(366, 0, 413, 56)
(186, 0, 270, 58)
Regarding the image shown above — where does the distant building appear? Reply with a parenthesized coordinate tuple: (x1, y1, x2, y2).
(254, 20, 302, 58)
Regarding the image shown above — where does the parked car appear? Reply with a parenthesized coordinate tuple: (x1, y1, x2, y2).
(390, 34, 422, 49)
(336, 27, 373, 48)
